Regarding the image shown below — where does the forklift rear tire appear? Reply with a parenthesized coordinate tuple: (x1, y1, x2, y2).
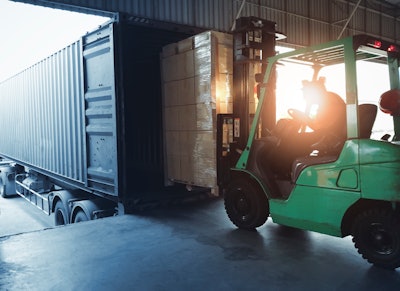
(352, 208, 400, 269)
(224, 179, 269, 230)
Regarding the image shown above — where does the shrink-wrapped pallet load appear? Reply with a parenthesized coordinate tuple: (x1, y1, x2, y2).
(161, 31, 233, 194)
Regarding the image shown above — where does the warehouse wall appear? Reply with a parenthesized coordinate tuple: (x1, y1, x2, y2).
(12, 0, 400, 46)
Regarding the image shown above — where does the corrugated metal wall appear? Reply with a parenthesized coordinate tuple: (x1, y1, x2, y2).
(13, 0, 400, 46)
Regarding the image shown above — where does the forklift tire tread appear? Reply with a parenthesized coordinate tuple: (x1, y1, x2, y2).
(352, 208, 400, 270)
(224, 179, 269, 230)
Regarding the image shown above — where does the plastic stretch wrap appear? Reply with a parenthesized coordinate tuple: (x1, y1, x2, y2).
(161, 30, 233, 192)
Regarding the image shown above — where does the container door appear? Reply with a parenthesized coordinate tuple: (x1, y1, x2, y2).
(82, 23, 118, 196)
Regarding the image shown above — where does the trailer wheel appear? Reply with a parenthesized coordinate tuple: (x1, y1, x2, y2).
(54, 200, 69, 226)
(73, 209, 89, 223)
(352, 208, 400, 269)
(224, 179, 269, 230)
(0, 184, 7, 198)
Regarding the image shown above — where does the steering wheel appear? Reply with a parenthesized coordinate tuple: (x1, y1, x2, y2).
(287, 109, 345, 155)
(288, 109, 313, 129)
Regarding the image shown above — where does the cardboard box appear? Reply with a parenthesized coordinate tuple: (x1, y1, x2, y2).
(180, 105, 197, 131)
(161, 43, 177, 58)
(177, 37, 193, 53)
(177, 78, 196, 105)
(164, 107, 180, 131)
(177, 50, 195, 79)
(163, 81, 179, 107)
(161, 50, 195, 81)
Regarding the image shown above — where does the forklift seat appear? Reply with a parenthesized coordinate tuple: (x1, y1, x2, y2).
(358, 103, 377, 138)
(291, 103, 378, 183)
(291, 155, 338, 183)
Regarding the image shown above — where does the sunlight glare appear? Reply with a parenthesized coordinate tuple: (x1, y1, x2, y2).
(0, 0, 110, 82)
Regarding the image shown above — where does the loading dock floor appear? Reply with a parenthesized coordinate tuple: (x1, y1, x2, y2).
(1, 197, 399, 290)
(0, 195, 53, 237)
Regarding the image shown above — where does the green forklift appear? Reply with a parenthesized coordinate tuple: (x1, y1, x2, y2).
(223, 34, 400, 269)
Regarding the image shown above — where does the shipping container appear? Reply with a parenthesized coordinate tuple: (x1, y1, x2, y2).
(0, 17, 200, 222)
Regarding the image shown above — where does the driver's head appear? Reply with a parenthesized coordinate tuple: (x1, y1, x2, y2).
(302, 77, 327, 104)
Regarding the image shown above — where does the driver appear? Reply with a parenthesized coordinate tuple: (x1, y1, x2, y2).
(268, 77, 347, 178)
(301, 78, 346, 139)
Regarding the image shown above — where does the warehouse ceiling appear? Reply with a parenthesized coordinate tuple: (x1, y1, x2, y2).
(9, 0, 400, 46)
(11, 0, 400, 18)
(384, 0, 400, 5)
(369, 0, 400, 16)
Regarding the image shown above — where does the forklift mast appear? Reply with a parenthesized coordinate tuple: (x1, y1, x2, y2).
(233, 16, 278, 148)
(217, 16, 281, 189)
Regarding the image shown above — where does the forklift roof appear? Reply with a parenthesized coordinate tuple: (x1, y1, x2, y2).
(276, 34, 399, 67)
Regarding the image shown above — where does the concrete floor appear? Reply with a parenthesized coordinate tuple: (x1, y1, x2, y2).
(0, 195, 53, 237)
(0, 197, 399, 290)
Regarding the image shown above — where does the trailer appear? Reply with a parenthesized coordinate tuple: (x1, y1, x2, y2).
(0, 15, 278, 225)
(0, 17, 203, 224)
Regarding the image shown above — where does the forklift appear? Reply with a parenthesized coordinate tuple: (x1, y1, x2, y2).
(223, 34, 400, 269)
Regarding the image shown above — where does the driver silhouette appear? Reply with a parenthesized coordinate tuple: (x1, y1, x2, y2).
(300, 78, 346, 139)
(268, 77, 347, 178)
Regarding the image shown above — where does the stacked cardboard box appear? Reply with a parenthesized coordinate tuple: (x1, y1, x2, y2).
(161, 31, 233, 194)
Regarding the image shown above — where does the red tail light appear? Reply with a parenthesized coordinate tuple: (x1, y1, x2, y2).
(373, 40, 382, 48)
(388, 45, 397, 52)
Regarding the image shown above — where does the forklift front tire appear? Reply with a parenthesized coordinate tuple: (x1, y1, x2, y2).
(224, 179, 269, 230)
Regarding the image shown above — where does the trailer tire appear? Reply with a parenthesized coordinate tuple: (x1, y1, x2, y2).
(73, 209, 89, 223)
(1, 184, 7, 198)
(54, 200, 69, 226)
(224, 179, 269, 230)
(352, 208, 400, 269)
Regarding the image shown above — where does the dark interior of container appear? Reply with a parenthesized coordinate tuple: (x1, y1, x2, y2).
(115, 20, 202, 205)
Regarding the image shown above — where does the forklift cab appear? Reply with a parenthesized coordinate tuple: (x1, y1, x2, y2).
(224, 34, 400, 269)
(232, 35, 400, 196)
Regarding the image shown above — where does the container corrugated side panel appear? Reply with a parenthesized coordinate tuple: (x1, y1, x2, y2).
(0, 41, 86, 184)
